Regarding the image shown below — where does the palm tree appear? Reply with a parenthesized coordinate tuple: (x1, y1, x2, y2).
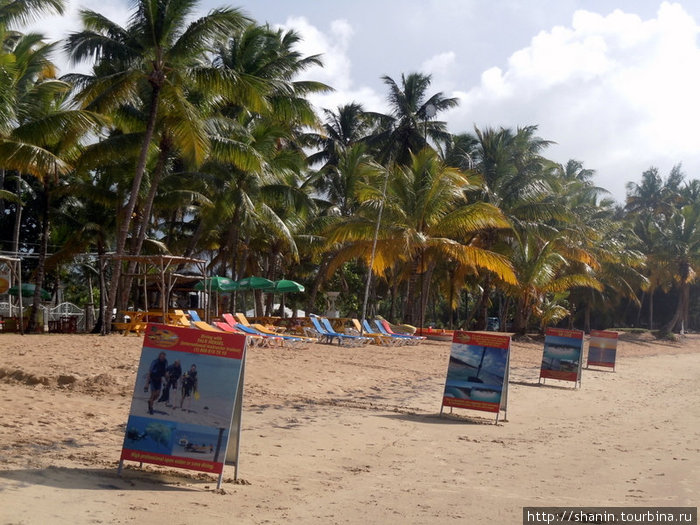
(372, 72, 458, 166)
(659, 203, 700, 334)
(0, 0, 65, 131)
(0, 97, 104, 330)
(65, 0, 252, 321)
(325, 148, 515, 325)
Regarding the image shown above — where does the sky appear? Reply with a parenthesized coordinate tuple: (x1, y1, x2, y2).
(27, 0, 700, 202)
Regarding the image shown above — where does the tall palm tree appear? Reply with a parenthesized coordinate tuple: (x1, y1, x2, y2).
(372, 72, 458, 166)
(325, 148, 515, 325)
(659, 203, 700, 334)
(65, 0, 252, 320)
(0, 0, 65, 131)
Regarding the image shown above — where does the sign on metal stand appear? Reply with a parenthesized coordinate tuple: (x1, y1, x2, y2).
(118, 324, 247, 489)
(440, 331, 511, 424)
(586, 330, 619, 371)
(539, 327, 584, 388)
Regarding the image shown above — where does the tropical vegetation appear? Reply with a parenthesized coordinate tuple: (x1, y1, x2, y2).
(1, 0, 698, 336)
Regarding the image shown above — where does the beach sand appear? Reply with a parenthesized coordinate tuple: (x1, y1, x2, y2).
(0, 331, 698, 524)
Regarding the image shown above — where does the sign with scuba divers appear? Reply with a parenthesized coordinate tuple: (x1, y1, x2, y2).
(441, 331, 511, 423)
(539, 327, 584, 386)
(586, 329, 619, 370)
(120, 324, 247, 484)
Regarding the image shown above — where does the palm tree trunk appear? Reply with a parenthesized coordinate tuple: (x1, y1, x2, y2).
(12, 172, 22, 253)
(106, 84, 162, 328)
(662, 282, 688, 334)
(121, 140, 171, 308)
(306, 253, 332, 315)
(648, 287, 654, 330)
(28, 179, 51, 332)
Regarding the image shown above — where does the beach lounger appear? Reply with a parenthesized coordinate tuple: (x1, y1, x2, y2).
(316, 317, 370, 347)
(187, 310, 203, 323)
(351, 319, 400, 346)
(251, 323, 317, 346)
(379, 319, 426, 341)
(309, 316, 349, 345)
(373, 319, 420, 345)
(232, 322, 286, 347)
(192, 321, 223, 332)
(214, 321, 266, 347)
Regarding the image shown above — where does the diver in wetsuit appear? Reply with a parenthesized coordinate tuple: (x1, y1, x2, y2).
(144, 352, 167, 414)
(158, 360, 182, 404)
(180, 364, 198, 409)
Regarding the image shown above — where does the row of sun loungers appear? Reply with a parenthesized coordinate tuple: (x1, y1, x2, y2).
(146, 309, 426, 348)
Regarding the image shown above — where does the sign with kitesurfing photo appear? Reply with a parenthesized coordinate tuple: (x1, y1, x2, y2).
(586, 329, 619, 370)
(441, 331, 511, 423)
(539, 327, 584, 387)
(119, 324, 247, 486)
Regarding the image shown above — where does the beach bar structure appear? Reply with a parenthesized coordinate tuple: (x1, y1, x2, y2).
(0, 254, 23, 334)
(99, 254, 208, 335)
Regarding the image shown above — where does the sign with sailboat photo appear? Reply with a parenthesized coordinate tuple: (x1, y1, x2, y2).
(539, 327, 584, 387)
(441, 331, 511, 424)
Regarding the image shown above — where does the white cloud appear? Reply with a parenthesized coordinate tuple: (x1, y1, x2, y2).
(275, 16, 385, 113)
(445, 1, 700, 200)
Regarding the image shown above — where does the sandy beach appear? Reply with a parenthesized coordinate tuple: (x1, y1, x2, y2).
(0, 331, 698, 524)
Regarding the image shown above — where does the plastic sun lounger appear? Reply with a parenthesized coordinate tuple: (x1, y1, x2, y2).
(251, 323, 316, 345)
(308, 316, 334, 344)
(373, 320, 419, 344)
(192, 321, 223, 332)
(187, 310, 203, 323)
(310, 316, 357, 345)
(318, 317, 370, 347)
(362, 319, 406, 346)
(351, 319, 398, 346)
(380, 319, 426, 341)
(233, 323, 285, 347)
(214, 321, 266, 347)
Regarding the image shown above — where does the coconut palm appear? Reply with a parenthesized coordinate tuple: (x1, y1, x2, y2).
(659, 203, 700, 333)
(64, 0, 252, 320)
(371, 72, 458, 166)
(325, 148, 515, 325)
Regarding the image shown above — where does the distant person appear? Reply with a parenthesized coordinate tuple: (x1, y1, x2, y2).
(144, 352, 167, 415)
(158, 360, 182, 405)
(180, 364, 199, 409)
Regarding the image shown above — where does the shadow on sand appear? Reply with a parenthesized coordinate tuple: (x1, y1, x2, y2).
(584, 366, 616, 373)
(0, 466, 207, 491)
(377, 411, 501, 426)
(510, 380, 578, 390)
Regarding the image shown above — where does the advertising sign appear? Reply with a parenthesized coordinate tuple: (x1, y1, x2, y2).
(539, 327, 584, 386)
(441, 331, 511, 423)
(587, 330, 619, 370)
(120, 324, 246, 484)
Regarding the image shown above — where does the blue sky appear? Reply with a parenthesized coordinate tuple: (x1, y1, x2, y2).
(28, 0, 700, 201)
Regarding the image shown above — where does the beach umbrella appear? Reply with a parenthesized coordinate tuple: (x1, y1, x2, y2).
(8, 283, 51, 301)
(194, 277, 239, 317)
(236, 276, 274, 290)
(194, 276, 239, 292)
(264, 279, 305, 318)
(235, 277, 274, 318)
(266, 279, 305, 294)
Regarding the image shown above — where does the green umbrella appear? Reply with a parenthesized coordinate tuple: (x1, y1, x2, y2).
(194, 276, 239, 292)
(8, 283, 51, 300)
(266, 279, 305, 293)
(264, 279, 305, 318)
(236, 276, 274, 290)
